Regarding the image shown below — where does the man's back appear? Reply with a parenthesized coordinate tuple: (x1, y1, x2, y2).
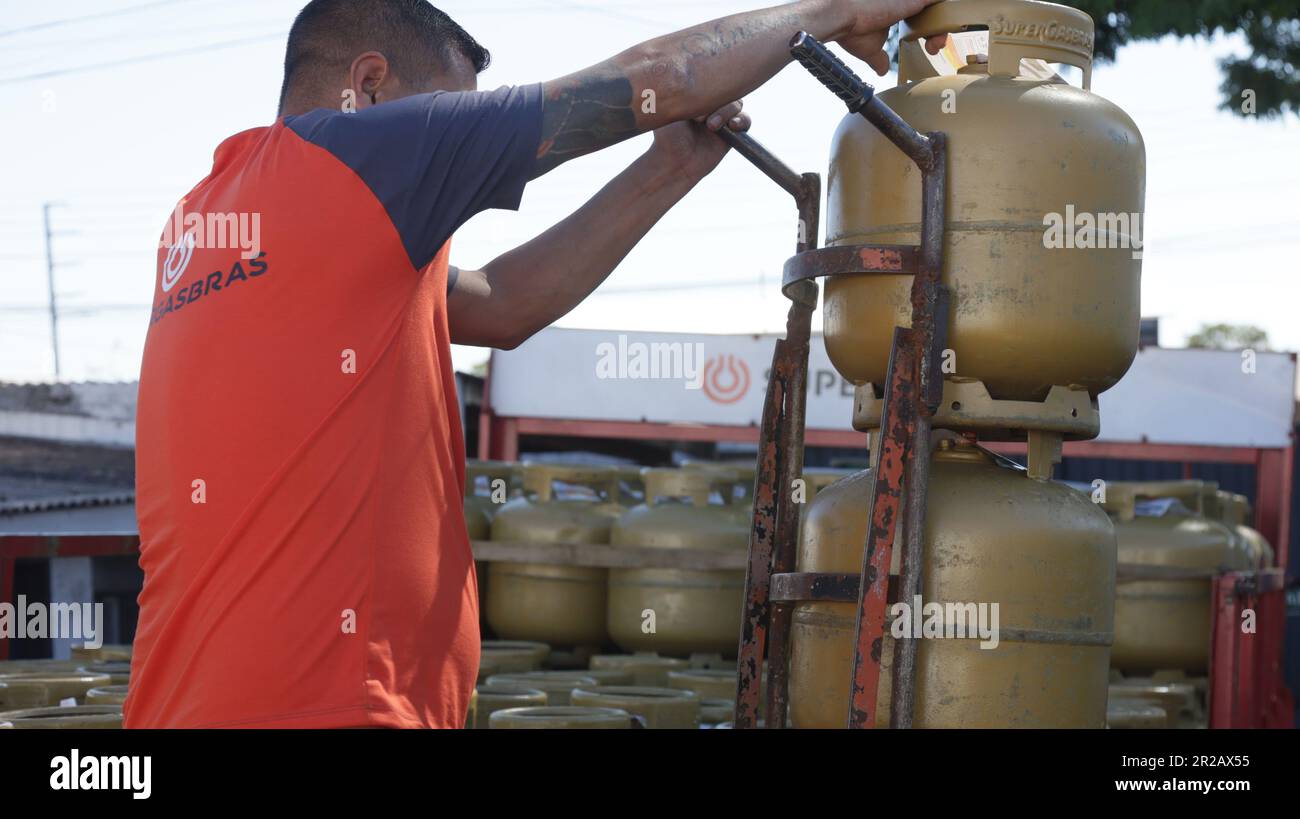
(129, 87, 542, 727)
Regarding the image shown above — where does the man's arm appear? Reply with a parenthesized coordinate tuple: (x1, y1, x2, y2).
(449, 111, 748, 350)
(532, 0, 942, 176)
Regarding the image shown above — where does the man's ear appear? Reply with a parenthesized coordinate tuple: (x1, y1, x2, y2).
(349, 52, 392, 109)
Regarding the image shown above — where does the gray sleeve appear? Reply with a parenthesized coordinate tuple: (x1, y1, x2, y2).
(286, 84, 544, 270)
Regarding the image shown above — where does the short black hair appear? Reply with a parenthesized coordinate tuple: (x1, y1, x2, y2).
(279, 0, 490, 110)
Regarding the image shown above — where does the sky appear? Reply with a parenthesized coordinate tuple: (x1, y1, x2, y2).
(1, 0, 1297, 385)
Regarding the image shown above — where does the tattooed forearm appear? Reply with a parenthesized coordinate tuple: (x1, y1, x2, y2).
(533, 71, 639, 178)
(530, 2, 852, 178)
(681, 14, 801, 59)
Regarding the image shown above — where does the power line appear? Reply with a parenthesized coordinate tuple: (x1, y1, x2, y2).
(535, 0, 663, 28)
(0, 0, 210, 39)
(594, 278, 772, 296)
(0, 304, 151, 316)
(0, 17, 286, 53)
(0, 31, 283, 83)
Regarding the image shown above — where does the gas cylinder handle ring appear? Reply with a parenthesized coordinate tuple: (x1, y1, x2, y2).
(899, 0, 1095, 89)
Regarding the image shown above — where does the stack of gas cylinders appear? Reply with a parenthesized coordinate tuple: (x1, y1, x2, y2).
(1101, 480, 1271, 728)
(467, 459, 1272, 728)
(470, 459, 836, 727)
(782, 0, 1145, 728)
(0, 643, 130, 729)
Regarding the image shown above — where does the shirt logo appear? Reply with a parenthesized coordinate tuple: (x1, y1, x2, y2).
(161, 230, 197, 293)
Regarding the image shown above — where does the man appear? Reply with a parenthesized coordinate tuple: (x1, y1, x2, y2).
(129, 0, 943, 728)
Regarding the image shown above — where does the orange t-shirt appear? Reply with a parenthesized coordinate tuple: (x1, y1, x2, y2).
(128, 85, 543, 728)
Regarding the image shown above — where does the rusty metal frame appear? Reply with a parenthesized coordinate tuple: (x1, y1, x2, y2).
(714, 126, 821, 730)
(724, 32, 951, 730)
(850, 123, 947, 730)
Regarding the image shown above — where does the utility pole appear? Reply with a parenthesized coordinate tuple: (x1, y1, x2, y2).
(42, 202, 61, 381)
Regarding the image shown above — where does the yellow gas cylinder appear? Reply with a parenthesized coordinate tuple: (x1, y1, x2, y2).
(611, 466, 647, 507)
(684, 461, 755, 525)
(803, 468, 856, 498)
(1105, 481, 1254, 674)
(484, 672, 599, 707)
(1240, 495, 1274, 568)
(688, 655, 735, 670)
(79, 662, 130, 686)
(85, 685, 130, 706)
(1220, 492, 1274, 568)
(1198, 486, 1223, 519)
(544, 645, 598, 671)
(1200, 486, 1253, 561)
(608, 469, 748, 656)
(477, 655, 506, 683)
(487, 464, 621, 647)
(489, 706, 632, 730)
(467, 506, 489, 620)
(667, 669, 735, 700)
(480, 640, 550, 674)
(0, 670, 112, 706)
(1108, 682, 1203, 729)
(0, 680, 48, 709)
(800, 468, 856, 537)
(71, 644, 132, 663)
(1106, 700, 1167, 729)
(788, 439, 1116, 727)
(729, 464, 756, 525)
(666, 666, 769, 714)
(1238, 526, 1274, 570)
(1214, 490, 1247, 538)
(570, 685, 700, 729)
(700, 700, 733, 725)
(824, 0, 1144, 416)
(466, 460, 521, 623)
(467, 685, 547, 729)
(590, 654, 690, 687)
(0, 705, 123, 729)
(0, 658, 83, 673)
(465, 460, 521, 534)
(580, 668, 637, 686)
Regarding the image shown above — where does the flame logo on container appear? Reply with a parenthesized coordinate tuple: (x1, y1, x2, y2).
(702, 354, 751, 405)
(161, 230, 197, 293)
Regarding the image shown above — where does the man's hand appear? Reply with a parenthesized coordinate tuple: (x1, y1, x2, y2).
(650, 100, 751, 180)
(837, 0, 948, 75)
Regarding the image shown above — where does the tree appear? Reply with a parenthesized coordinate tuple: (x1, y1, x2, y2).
(1186, 323, 1271, 351)
(1066, 1, 1299, 118)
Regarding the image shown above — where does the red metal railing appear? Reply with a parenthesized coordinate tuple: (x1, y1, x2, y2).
(1209, 569, 1293, 728)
